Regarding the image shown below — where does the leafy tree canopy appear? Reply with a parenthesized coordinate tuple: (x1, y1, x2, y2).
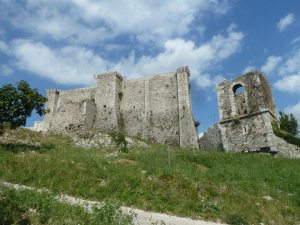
(278, 111, 299, 137)
(0, 80, 47, 131)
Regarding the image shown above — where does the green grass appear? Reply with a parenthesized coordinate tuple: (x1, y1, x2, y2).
(0, 128, 299, 224)
(0, 186, 134, 225)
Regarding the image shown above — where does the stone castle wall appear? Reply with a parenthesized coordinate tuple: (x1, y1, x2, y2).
(43, 67, 199, 149)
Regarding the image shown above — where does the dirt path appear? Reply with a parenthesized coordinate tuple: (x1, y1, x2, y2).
(1, 181, 225, 225)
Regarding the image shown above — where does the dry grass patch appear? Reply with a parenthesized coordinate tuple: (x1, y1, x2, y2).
(113, 159, 138, 165)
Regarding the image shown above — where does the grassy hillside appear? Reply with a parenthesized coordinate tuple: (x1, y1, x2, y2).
(0, 128, 299, 224)
(0, 187, 134, 225)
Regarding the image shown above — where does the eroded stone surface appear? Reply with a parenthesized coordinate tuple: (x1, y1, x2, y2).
(70, 129, 148, 149)
(215, 71, 300, 158)
(198, 124, 222, 150)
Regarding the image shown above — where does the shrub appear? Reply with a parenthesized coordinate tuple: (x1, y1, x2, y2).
(225, 214, 249, 225)
(278, 111, 298, 137)
(272, 121, 300, 147)
(111, 132, 128, 153)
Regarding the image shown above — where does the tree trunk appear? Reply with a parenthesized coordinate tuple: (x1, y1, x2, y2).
(0, 122, 4, 135)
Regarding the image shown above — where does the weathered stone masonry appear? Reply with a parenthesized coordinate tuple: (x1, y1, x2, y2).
(42, 67, 199, 149)
(216, 71, 300, 158)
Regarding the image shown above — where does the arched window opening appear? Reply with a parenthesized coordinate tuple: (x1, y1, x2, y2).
(233, 84, 245, 94)
(232, 84, 248, 115)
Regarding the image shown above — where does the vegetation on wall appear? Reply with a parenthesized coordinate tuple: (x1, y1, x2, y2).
(232, 115, 241, 125)
(278, 111, 298, 137)
(272, 112, 300, 147)
(194, 118, 200, 128)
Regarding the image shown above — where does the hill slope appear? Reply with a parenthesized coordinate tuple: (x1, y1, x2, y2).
(0, 128, 299, 224)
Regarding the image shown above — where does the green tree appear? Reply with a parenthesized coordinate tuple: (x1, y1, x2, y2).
(0, 80, 47, 134)
(278, 111, 299, 137)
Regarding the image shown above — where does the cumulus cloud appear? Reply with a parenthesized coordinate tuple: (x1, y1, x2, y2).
(1, 0, 231, 45)
(242, 66, 256, 74)
(7, 24, 243, 88)
(278, 49, 300, 76)
(277, 13, 295, 32)
(0, 64, 14, 76)
(0, 41, 9, 53)
(11, 39, 108, 85)
(273, 49, 300, 94)
(292, 36, 300, 45)
(261, 56, 282, 75)
(114, 25, 243, 87)
(274, 75, 300, 93)
(284, 101, 300, 125)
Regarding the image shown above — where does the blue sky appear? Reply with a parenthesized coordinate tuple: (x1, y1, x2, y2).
(0, 0, 300, 135)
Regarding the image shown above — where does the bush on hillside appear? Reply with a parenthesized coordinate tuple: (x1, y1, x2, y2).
(278, 111, 298, 137)
(272, 121, 300, 147)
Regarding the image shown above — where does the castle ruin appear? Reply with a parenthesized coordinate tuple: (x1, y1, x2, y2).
(217, 71, 278, 153)
(199, 71, 300, 158)
(37, 68, 299, 157)
(42, 67, 199, 149)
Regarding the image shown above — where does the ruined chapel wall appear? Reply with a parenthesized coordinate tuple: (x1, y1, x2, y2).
(217, 71, 279, 153)
(219, 111, 276, 152)
(217, 72, 276, 121)
(217, 81, 233, 120)
(259, 75, 276, 115)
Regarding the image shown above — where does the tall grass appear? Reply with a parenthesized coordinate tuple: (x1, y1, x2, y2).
(0, 186, 134, 225)
(0, 128, 299, 224)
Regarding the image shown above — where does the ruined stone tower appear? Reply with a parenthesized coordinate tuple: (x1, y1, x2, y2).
(217, 71, 278, 153)
(42, 67, 199, 149)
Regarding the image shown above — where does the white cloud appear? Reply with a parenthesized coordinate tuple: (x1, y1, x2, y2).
(261, 56, 282, 75)
(242, 66, 256, 74)
(274, 74, 300, 93)
(292, 36, 300, 45)
(1, 0, 231, 45)
(0, 64, 14, 76)
(11, 39, 108, 85)
(0, 41, 9, 53)
(7, 24, 243, 88)
(274, 49, 300, 94)
(112, 24, 243, 88)
(278, 49, 300, 76)
(284, 101, 300, 125)
(277, 13, 295, 32)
